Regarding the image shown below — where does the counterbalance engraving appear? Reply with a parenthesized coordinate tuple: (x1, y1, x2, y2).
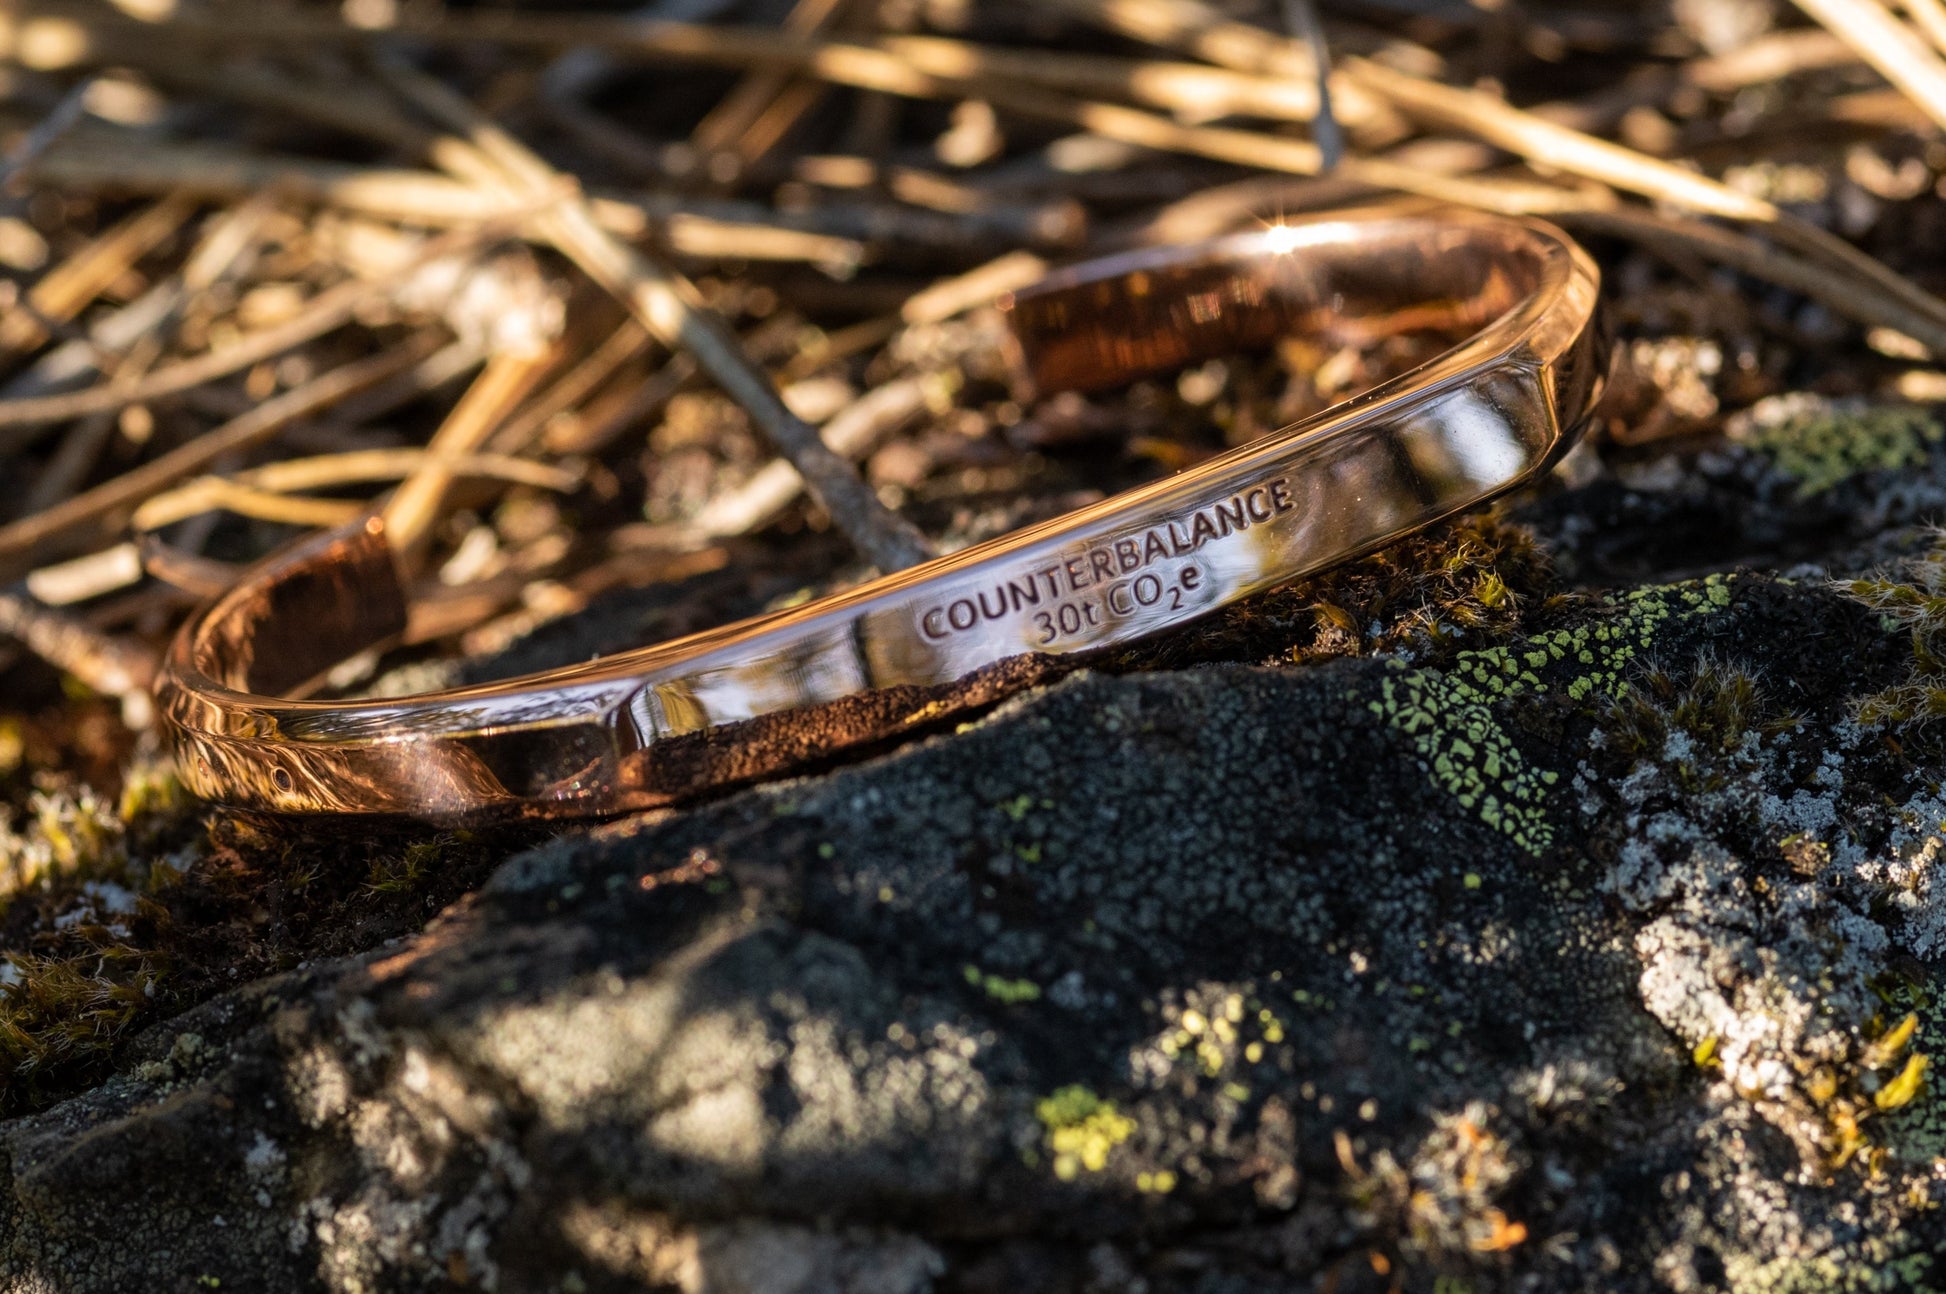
(918, 476, 1296, 644)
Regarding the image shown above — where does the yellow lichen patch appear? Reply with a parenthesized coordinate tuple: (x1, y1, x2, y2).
(900, 699, 954, 726)
(1035, 1085, 1136, 1180)
(1867, 981, 1946, 1162)
(1866, 1012, 1920, 1069)
(1156, 994, 1292, 1080)
(1876, 1054, 1929, 1112)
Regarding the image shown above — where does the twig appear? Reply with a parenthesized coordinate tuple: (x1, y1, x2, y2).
(376, 55, 935, 572)
(0, 586, 156, 725)
(685, 374, 935, 541)
(0, 340, 437, 580)
(1281, 0, 1342, 172)
(539, 354, 694, 456)
(488, 318, 654, 454)
(690, 0, 850, 172)
(20, 412, 119, 521)
(0, 75, 97, 195)
(325, 340, 486, 428)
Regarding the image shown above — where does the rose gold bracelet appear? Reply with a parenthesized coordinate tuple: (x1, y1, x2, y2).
(156, 209, 1604, 823)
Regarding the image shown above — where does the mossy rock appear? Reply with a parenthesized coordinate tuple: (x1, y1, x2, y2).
(10, 406, 1946, 1291)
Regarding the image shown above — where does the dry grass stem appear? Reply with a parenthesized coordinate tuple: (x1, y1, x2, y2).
(0, 340, 437, 580)
(15, 6, 1362, 129)
(0, 216, 510, 442)
(0, 193, 196, 355)
(23, 543, 144, 608)
(901, 251, 1051, 326)
(377, 55, 935, 572)
(383, 350, 559, 562)
(1791, 0, 1946, 130)
(133, 448, 581, 535)
(39, 0, 1931, 350)
(29, 136, 869, 266)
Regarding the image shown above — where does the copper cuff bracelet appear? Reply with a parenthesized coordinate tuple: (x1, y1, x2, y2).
(156, 210, 1605, 823)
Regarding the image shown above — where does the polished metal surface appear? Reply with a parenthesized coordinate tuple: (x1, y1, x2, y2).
(156, 210, 1605, 822)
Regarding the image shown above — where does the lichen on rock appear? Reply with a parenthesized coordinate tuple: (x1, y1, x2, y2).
(11, 403, 1946, 1290)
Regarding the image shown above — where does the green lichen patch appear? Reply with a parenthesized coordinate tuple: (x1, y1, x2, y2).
(1370, 574, 1737, 853)
(964, 964, 1041, 1004)
(1724, 1238, 1939, 1294)
(1739, 403, 1943, 499)
(1372, 668, 1556, 854)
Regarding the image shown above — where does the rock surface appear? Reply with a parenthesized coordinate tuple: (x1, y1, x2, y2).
(10, 404, 1946, 1292)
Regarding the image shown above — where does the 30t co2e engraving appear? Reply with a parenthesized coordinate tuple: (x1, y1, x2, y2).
(919, 477, 1297, 645)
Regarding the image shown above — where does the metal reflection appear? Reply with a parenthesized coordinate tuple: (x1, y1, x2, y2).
(156, 211, 1604, 823)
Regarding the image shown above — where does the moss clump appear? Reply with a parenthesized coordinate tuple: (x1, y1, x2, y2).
(1844, 544, 1946, 724)
(1035, 1085, 1136, 1180)
(1599, 660, 1799, 794)
(0, 772, 522, 1116)
(366, 835, 457, 894)
(0, 787, 159, 1106)
(1741, 404, 1943, 499)
(0, 789, 123, 903)
(1115, 513, 1556, 674)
